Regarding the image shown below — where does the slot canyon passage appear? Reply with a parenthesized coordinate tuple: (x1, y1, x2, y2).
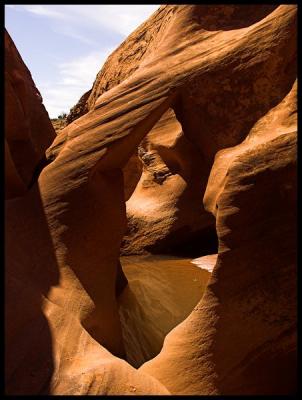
(5, 4, 297, 396)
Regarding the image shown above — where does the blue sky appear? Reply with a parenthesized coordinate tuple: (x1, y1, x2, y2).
(5, 5, 159, 118)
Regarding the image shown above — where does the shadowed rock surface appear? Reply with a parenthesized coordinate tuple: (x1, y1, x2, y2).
(5, 30, 55, 199)
(140, 82, 297, 395)
(64, 4, 296, 255)
(5, 5, 296, 395)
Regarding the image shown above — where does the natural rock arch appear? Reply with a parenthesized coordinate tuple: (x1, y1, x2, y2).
(5, 4, 297, 395)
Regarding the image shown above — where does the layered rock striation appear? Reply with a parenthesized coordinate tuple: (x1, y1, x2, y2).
(140, 81, 297, 395)
(5, 5, 297, 395)
(63, 4, 296, 255)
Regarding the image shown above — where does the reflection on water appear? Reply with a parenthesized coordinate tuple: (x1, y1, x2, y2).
(118, 254, 216, 368)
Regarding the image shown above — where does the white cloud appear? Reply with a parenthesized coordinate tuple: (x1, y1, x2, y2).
(26, 5, 67, 19)
(39, 83, 77, 118)
(40, 48, 114, 118)
(8, 5, 159, 37)
(6, 4, 160, 118)
(61, 5, 159, 36)
(10, 4, 67, 19)
(51, 24, 99, 46)
(59, 49, 113, 87)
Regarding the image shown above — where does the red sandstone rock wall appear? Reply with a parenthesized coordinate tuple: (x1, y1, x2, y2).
(5, 30, 56, 199)
(140, 81, 297, 395)
(62, 4, 296, 255)
(5, 5, 297, 395)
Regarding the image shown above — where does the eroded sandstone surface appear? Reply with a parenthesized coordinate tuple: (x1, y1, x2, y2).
(140, 84, 297, 395)
(5, 5, 297, 395)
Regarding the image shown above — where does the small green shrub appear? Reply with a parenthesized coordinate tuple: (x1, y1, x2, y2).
(58, 112, 67, 119)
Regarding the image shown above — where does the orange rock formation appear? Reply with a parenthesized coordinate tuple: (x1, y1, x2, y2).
(5, 5, 297, 395)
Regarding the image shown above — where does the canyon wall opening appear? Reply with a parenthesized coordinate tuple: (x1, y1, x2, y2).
(117, 107, 218, 367)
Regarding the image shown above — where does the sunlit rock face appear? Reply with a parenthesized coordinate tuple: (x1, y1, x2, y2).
(140, 83, 297, 395)
(5, 4, 296, 396)
(64, 4, 296, 256)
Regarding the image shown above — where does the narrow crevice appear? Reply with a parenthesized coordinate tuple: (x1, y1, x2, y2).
(28, 155, 52, 188)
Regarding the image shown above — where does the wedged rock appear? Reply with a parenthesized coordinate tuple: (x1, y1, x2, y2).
(140, 82, 297, 395)
(5, 29, 55, 199)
